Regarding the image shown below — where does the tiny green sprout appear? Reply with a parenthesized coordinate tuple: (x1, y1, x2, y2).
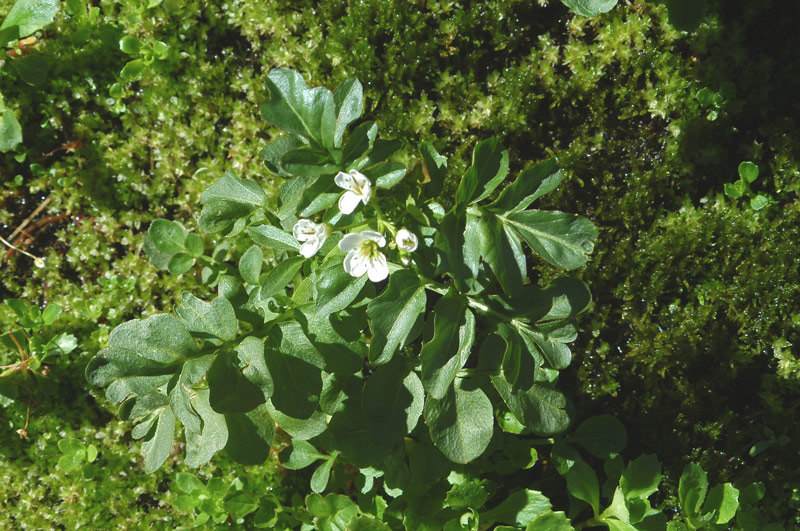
(724, 161, 771, 210)
(56, 438, 99, 476)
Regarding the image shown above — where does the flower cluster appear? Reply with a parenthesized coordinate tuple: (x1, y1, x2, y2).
(291, 170, 417, 283)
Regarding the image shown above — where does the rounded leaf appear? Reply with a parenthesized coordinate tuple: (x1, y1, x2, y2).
(425, 381, 494, 464)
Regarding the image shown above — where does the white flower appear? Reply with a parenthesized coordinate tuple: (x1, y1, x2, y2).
(339, 230, 388, 282)
(334, 170, 372, 215)
(395, 229, 418, 252)
(293, 219, 328, 258)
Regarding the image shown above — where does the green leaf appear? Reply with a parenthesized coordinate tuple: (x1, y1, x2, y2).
(560, 0, 618, 17)
(455, 138, 509, 206)
(238, 245, 263, 285)
(263, 68, 336, 149)
(303, 311, 365, 374)
(41, 303, 61, 326)
(367, 270, 426, 364)
(495, 323, 537, 391)
(342, 121, 377, 166)
(491, 377, 571, 436)
(201, 172, 266, 208)
(297, 176, 340, 217)
(571, 415, 627, 459)
(236, 336, 273, 398)
(424, 380, 493, 464)
(175, 472, 205, 494)
(208, 350, 266, 414)
(223, 491, 259, 518)
(333, 78, 363, 147)
(260, 255, 305, 300)
(445, 482, 490, 511)
(167, 253, 193, 275)
(489, 160, 563, 213)
(119, 35, 142, 55)
(264, 323, 323, 419)
(87, 315, 196, 402)
(738, 161, 759, 183)
(0, 109, 22, 153)
(198, 200, 252, 235)
(58, 438, 85, 455)
(678, 463, 708, 519)
(515, 278, 592, 322)
(565, 461, 600, 515)
(175, 293, 237, 342)
(696, 87, 715, 107)
(120, 59, 147, 81)
(311, 458, 336, 493)
(665, 0, 708, 32)
(279, 439, 325, 469)
(724, 180, 745, 199)
(266, 402, 328, 440)
(5, 298, 32, 321)
(277, 176, 308, 220)
(11, 52, 52, 86)
(463, 213, 481, 278)
(184, 389, 228, 467)
(525, 511, 574, 530)
(168, 354, 213, 433)
(281, 147, 339, 177)
(503, 210, 598, 270)
(306, 493, 358, 518)
(740, 482, 766, 504)
(141, 407, 176, 472)
(750, 195, 769, 210)
(603, 519, 639, 531)
(365, 161, 407, 189)
(347, 515, 392, 531)
(247, 224, 301, 252)
(58, 453, 84, 472)
(704, 483, 739, 524)
(223, 404, 274, 465)
(261, 136, 306, 177)
(314, 257, 368, 317)
(253, 499, 280, 528)
(185, 234, 203, 257)
(420, 291, 475, 400)
(327, 390, 393, 467)
(479, 210, 525, 296)
(0, 25, 19, 47)
(481, 489, 552, 526)
(620, 454, 662, 500)
(434, 211, 473, 291)
(420, 142, 448, 198)
(362, 358, 424, 445)
(0, 0, 58, 38)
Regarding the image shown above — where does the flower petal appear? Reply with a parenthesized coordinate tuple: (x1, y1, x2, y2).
(367, 253, 389, 282)
(300, 239, 320, 258)
(339, 232, 366, 253)
(293, 219, 316, 241)
(360, 179, 372, 205)
(334, 171, 355, 191)
(361, 230, 386, 247)
(339, 191, 362, 214)
(344, 250, 369, 277)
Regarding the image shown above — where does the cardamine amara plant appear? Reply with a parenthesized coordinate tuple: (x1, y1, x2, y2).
(85, 68, 598, 490)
